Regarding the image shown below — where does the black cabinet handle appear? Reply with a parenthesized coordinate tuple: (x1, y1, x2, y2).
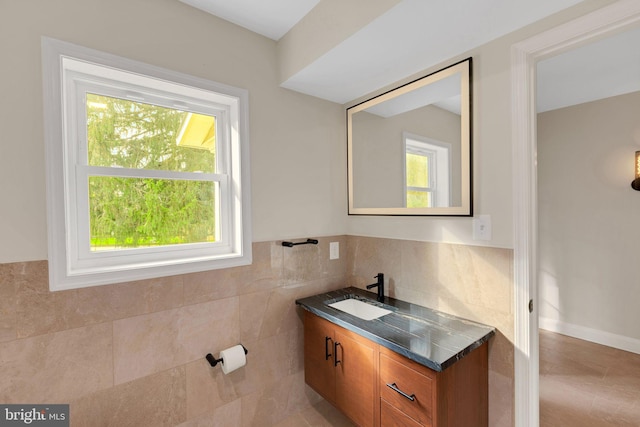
(334, 342, 342, 366)
(386, 383, 415, 401)
(324, 336, 332, 360)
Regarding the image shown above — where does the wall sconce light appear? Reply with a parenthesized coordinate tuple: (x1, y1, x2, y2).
(632, 151, 640, 191)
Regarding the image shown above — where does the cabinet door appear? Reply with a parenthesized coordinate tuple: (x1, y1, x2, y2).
(303, 311, 336, 403)
(334, 328, 377, 427)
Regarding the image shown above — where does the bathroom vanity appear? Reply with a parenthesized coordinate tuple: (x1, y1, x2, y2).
(296, 287, 495, 427)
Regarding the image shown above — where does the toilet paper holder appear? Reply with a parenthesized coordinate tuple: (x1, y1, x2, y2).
(205, 345, 248, 368)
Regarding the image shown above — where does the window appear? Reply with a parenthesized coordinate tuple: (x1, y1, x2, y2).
(42, 38, 251, 291)
(403, 132, 451, 208)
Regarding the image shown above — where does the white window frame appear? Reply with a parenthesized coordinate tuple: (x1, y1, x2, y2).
(42, 37, 252, 291)
(403, 132, 452, 208)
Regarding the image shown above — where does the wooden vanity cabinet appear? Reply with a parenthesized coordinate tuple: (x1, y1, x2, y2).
(303, 311, 488, 427)
(303, 311, 378, 427)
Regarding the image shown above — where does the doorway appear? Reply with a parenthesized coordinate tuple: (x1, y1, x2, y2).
(536, 30, 640, 422)
(511, 1, 640, 425)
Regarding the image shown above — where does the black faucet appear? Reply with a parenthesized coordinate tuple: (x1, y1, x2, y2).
(366, 273, 384, 302)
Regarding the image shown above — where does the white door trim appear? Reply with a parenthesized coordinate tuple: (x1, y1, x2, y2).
(511, 1, 640, 425)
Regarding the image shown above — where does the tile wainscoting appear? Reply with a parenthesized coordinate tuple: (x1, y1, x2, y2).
(346, 236, 514, 427)
(0, 236, 514, 426)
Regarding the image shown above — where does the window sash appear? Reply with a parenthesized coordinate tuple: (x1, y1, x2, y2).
(71, 79, 230, 171)
(75, 165, 229, 250)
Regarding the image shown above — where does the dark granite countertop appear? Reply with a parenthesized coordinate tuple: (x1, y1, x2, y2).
(295, 287, 495, 372)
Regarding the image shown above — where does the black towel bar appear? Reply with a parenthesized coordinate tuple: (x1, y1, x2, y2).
(282, 238, 318, 247)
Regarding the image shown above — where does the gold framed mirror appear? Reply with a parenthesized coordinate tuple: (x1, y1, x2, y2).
(347, 58, 472, 216)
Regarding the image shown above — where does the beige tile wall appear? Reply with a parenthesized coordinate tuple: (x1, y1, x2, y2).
(0, 235, 514, 426)
(346, 236, 515, 427)
(0, 237, 348, 426)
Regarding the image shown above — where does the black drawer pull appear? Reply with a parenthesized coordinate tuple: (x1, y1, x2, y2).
(334, 342, 342, 366)
(386, 382, 415, 401)
(325, 336, 332, 360)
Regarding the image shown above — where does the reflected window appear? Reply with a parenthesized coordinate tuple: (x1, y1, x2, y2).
(404, 132, 451, 208)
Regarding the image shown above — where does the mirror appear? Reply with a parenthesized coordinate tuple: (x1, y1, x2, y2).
(347, 58, 472, 216)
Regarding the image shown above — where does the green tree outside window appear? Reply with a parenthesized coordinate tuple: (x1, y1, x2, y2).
(86, 94, 217, 250)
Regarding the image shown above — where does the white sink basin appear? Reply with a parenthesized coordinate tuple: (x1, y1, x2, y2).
(328, 298, 392, 321)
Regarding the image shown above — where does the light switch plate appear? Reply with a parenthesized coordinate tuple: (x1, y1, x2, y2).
(329, 242, 339, 260)
(473, 215, 492, 241)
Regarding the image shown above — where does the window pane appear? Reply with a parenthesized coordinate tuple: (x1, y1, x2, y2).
(407, 190, 431, 208)
(406, 153, 429, 187)
(89, 176, 217, 250)
(86, 93, 216, 173)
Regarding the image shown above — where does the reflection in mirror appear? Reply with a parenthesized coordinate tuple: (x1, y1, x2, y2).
(348, 58, 472, 216)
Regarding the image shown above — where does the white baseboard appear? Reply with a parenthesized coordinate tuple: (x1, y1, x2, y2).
(539, 317, 640, 355)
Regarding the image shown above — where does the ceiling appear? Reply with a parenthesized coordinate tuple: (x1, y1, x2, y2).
(177, 0, 321, 40)
(178, 0, 640, 110)
(537, 26, 640, 113)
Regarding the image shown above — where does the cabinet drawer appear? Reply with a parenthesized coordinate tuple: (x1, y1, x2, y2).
(380, 353, 433, 426)
(381, 399, 425, 427)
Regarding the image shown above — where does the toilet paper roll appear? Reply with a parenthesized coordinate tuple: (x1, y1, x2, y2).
(220, 345, 246, 374)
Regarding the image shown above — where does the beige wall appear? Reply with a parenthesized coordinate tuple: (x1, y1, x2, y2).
(0, 0, 613, 261)
(538, 91, 640, 342)
(0, 0, 346, 263)
(347, 236, 514, 427)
